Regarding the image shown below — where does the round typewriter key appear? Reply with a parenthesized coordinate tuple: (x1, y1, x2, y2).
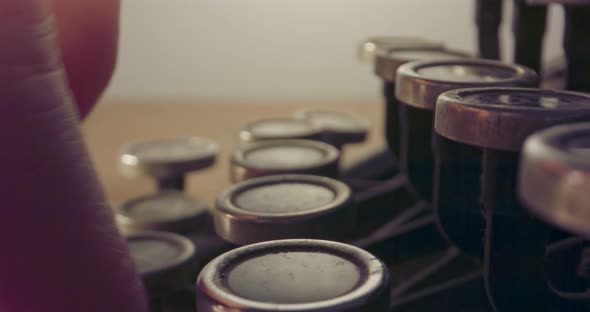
(433, 88, 582, 256)
(395, 59, 537, 201)
(358, 36, 444, 63)
(435, 88, 590, 310)
(119, 137, 218, 190)
(375, 48, 470, 158)
(294, 109, 369, 148)
(116, 191, 209, 234)
(375, 48, 470, 83)
(436, 88, 590, 150)
(196, 239, 390, 311)
(231, 139, 340, 183)
(519, 123, 590, 238)
(239, 118, 323, 144)
(215, 174, 355, 245)
(397, 60, 538, 111)
(127, 231, 196, 298)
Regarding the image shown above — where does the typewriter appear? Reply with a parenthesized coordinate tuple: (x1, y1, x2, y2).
(112, 1, 590, 311)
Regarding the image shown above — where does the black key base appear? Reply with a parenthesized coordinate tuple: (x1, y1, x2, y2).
(146, 161, 497, 311)
(348, 173, 492, 312)
(157, 176, 185, 191)
(392, 271, 492, 312)
(476, 0, 503, 60)
(341, 147, 399, 181)
(433, 133, 484, 257)
(512, 0, 547, 77)
(564, 6, 590, 93)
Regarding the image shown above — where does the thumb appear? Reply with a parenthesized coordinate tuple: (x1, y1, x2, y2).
(0, 1, 147, 312)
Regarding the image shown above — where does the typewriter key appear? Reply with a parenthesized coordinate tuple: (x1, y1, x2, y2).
(196, 239, 390, 311)
(119, 137, 218, 190)
(375, 48, 470, 83)
(475, 0, 502, 60)
(231, 139, 340, 182)
(215, 174, 354, 245)
(375, 48, 470, 158)
(512, 0, 547, 78)
(116, 191, 208, 234)
(520, 123, 590, 309)
(436, 88, 590, 151)
(563, 6, 590, 92)
(435, 87, 590, 310)
(127, 231, 196, 299)
(239, 118, 323, 144)
(519, 122, 590, 238)
(294, 109, 369, 148)
(358, 36, 444, 63)
(396, 59, 537, 201)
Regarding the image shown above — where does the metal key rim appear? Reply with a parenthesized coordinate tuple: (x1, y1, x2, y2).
(357, 36, 445, 63)
(215, 174, 355, 245)
(239, 118, 323, 143)
(232, 139, 340, 171)
(217, 174, 352, 220)
(434, 87, 590, 150)
(127, 231, 196, 280)
(395, 59, 538, 110)
(117, 191, 209, 233)
(119, 137, 218, 179)
(374, 48, 471, 82)
(294, 109, 370, 144)
(519, 122, 590, 238)
(196, 239, 389, 312)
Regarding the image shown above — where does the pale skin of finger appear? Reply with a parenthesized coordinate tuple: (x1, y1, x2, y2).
(51, 0, 120, 118)
(0, 1, 147, 311)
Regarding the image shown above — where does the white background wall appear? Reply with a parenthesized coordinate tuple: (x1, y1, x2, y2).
(105, 0, 565, 99)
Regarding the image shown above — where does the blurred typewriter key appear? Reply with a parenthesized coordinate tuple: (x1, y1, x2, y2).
(196, 239, 390, 312)
(215, 174, 355, 245)
(476, 0, 503, 60)
(375, 48, 471, 83)
(375, 48, 470, 159)
(127, 231, 196, 308)
(519, 123, 590, 309)
(436, 88, 590, 154)
(116, 191, 208, 235)
(519, 122, 590, 238)
(116, 188, 232, 295)
(294, 109, 369, 148)
(353, 37, 446, 179)
(513, 0, 547, 76)
(435, 87, 590, 310)
(231, 139, 340, 182)
(563, 5, 590, 92)
(396, 59, 537, 202)
(119, 137, 218, 191)
(358, 36, 444, 63)
(239, 117, 323, 144)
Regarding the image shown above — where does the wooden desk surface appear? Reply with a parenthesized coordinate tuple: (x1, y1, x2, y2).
(82, 97, 385, 207)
